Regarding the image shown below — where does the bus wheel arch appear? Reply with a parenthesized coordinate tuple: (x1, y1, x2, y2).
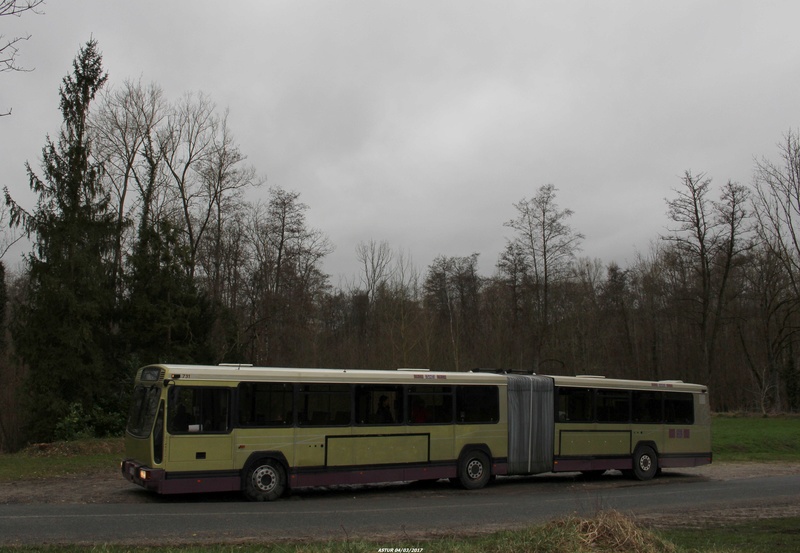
(455, 445, 493, 490)
(631, 443, 658, 481)
(243, 452, 289, 501)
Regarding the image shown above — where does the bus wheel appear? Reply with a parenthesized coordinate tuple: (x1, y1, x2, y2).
(458, 450, 491, 490)
(632, 446, 658, 481)
(245, 459, 286, 501)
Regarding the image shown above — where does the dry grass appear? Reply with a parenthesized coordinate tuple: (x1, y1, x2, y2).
(544, 510, 677, 553)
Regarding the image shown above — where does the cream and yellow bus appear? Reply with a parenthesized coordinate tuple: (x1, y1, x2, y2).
(121, 364, 711, 500)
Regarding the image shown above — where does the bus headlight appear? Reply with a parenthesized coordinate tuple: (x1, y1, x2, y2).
(139, 469, 148, 480)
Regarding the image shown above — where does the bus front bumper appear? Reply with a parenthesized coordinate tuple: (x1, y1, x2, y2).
(121, 459, 165, 492)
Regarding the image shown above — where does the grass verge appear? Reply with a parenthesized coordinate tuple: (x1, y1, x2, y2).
(712, 413, 800, 462)
(0, 510, 679, 552)
(659, 516, 800, 553)
(1, 511, 798, 552)
(0, 438, 123, 481)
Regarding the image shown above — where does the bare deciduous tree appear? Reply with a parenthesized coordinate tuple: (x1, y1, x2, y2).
(424, 254, 481, 371)
(197, 110, 261, 300)
(504, 184, 583, 365)
(92, 79, 167, 294)
(0, 203, 22, 258)
(662, 171, 751, 385)
(737, 247, 797, 413)
(1, 0, 45, 116)
(158, 92, 216, 277)
(356, 239, 394, 304)
(244, 188, 332, 365)
(752, 130, 800, 410)
(753, 131, 800, 296)
(386, 248, 421, 367)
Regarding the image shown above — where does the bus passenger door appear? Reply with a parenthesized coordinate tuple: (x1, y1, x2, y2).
(165, 386, 234, 472)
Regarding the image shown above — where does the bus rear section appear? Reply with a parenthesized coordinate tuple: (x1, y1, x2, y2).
(550, 377, 712, 479)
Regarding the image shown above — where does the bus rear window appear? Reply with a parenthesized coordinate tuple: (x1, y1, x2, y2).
(126, 385, 161, 438)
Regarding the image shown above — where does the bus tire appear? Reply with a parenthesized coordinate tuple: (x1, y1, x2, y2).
(458, 450, 491, 490)
(632, 446, 658, 481)
(244, 459, 286, 501)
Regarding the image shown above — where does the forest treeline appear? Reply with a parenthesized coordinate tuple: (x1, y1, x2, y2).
(1, 40, 799, 451)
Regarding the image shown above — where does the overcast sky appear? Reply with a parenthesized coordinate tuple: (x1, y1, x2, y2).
(3, 1, 800, 282)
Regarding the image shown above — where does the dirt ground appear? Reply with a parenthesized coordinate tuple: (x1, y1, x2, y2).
(634, 462, 800, 528)
(1, 462, 799, 529)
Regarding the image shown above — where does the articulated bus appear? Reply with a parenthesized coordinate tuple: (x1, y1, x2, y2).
(121, 364, 711, 501)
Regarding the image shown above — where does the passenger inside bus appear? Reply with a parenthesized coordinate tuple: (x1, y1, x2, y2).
(375, 395, 393, 423)
(171, 404, 190, 432)
(411, 398, 430, 423)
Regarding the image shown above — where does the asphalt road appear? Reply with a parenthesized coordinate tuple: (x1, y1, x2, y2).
(2, 472, 799, 546)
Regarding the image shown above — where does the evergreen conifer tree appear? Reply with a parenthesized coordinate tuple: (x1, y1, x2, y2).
(122, 218, 214, 365)
(4, 39, 118, 441)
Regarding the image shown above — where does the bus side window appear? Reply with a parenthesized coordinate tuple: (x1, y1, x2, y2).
(298, 384, 352, 427)
(408, 386, 453, 424)
(355, 385, 402, 425)
(410, 397, 429, 423)
(557, 387, 593, 422)
(456, 386, 499, 423)
(153, 401, 165, 464)
(596, 389, 631, 423)
(168, 387, 230, 433)
(238, 382, 293, 427)
(168, 388, 190, 433)
(632, 391, 662, 423)
(664, 392, 694, 424)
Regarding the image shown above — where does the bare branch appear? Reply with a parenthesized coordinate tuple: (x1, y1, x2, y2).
(1, 0, 46, 115)
(0, 0, 45, 17)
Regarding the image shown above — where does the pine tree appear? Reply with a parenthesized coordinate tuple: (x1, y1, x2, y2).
(4, 39, 118, 441)
(122, 219, 214, 366)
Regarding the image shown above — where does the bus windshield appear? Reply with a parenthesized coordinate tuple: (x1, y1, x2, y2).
(126, 385, 161, 438)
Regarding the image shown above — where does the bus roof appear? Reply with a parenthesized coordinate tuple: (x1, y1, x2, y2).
(549, 374, 706, 393)
(147, 364, 508, 385)
(137, 364, 706, 392)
